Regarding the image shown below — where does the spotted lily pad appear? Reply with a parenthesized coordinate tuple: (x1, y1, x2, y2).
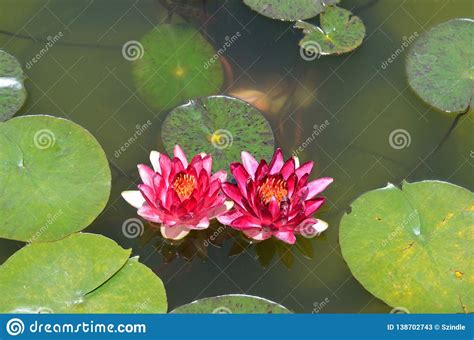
(0, 50, 26, 121)
(0, 233, 167, 313)
(171, 294, 291, 313)
(0, 115, 111, 242)
(243, 0, 339, 21)
(161, 95, 275, 170)
(339, 181, 473, 313)
(406, 19, 473, 113)
(295, 6, 365, 56)
(133, 24, 224, 111)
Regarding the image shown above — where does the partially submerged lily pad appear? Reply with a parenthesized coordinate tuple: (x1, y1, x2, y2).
(406, 19, 473, 113)
(161, 95, 275, 170)
(133, 24, 224, 111)
(0, 233, 167, 313)
(339, 181, 473, 313)
(171, 294, 291, 313)
(295, 6, 366, 56)
(0, 50, 26, 121)
(243, 0, 339, 21)
(0, 115, 111, 242)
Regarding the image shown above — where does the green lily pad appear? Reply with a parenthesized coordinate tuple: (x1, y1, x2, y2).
(406, 19, 473, 113)
(243, 0, 339, 21)
(339, 181, 473, 313)
(161, 95, 275, 170)
(171, 294, 291, 313)
(295, 6, 366, 56)
(0, 115, 111, 242)
(0, 50, 26, 121)
(133, 24, 224, 111)
(0, 233, 167, 313)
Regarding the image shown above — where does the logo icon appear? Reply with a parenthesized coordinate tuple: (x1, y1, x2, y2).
(6, 318, 25, 336)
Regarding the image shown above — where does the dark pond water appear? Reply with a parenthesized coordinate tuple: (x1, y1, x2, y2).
(0, 0, 472, 313)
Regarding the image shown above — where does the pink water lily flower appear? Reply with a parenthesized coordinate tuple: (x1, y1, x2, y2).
(122, 145, 228, 240)
(217, 149, 333, 245)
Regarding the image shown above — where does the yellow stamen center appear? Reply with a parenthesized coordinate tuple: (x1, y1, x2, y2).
(172, 172, 196, 200)
(258, 176, 288, 205)
(174, 66, 185, 78)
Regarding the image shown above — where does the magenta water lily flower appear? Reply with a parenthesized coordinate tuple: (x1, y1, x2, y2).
(122, 145, 229, 240)
(217, 149, 333, 245)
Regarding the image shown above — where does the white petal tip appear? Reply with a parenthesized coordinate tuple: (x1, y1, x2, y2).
(121, 190, 145, 209)
(160, 226, 190, 240)
(224, 200, 234, 210)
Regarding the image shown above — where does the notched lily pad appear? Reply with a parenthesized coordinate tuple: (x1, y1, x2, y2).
(406, 19, 473, 113)
(0, 50, 26, 121)
(295, 6, 366, 56)
(339, 180, 473, 313)
(161, 95, 275, 170)
(171, 294, 291, 313)
(133, 24, 224, 111)
(243, 0, 339, 21)
(0, 233, 167, 313)
(0, 115, 111, 242)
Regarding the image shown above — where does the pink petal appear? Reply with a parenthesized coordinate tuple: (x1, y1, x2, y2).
(173, 145, 188, 168)
(268, 197, 280, 220)
(160, 225, 190, 240)
(211, 169, 227, 183)
(221, 183, 246, 209)
(194, 217, 210, 230)
(280, 158, 295, 180)
(304, 197, 325, 215)
(230, 163, 250, 196)
(137, 164, 155, 187)
(202, 155, 213, 175)
(306, 177, 333, 200)
(206, 202, 229, 219)
(231, 215, 262, 230)
(241, 151, 258, 178)
(138, 184, 155, 206)
(269, 148, 284, 174)
(137, 205, 162, 223)
(243, 229, 272, 241)
(274, 231, 296, 244)
(150, 151, 161, 174)
(295, 161, 314, 179)
(255, 160, 269, 181)
(217, 209, 243, 225)
(159, 153, 172, 181)
(121, 190, 145, 209)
